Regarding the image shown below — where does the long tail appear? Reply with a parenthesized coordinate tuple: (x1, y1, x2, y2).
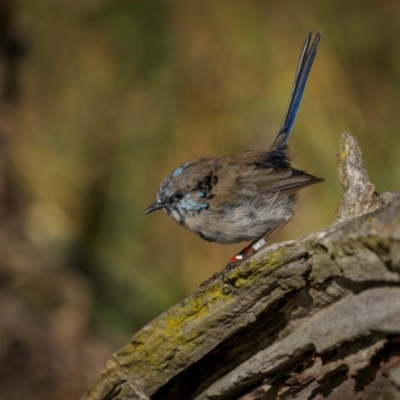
(271, 31, 321, 151)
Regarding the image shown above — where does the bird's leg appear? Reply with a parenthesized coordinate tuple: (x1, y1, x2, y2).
(226, 219, 291, 269)
(199, 219, 289, 288)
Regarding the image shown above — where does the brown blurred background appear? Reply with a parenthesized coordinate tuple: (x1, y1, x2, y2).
(1, 0, 400, 398)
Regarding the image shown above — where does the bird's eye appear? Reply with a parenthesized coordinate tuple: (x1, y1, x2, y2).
(175, 191, 183, 200)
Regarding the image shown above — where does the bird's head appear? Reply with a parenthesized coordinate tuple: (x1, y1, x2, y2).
(143, 162, 210, 224)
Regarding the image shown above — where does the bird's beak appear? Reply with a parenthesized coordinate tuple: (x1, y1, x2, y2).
(143, 202, 165, 215)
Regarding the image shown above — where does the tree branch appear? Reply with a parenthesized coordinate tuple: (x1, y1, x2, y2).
(82, 132, 400, 400)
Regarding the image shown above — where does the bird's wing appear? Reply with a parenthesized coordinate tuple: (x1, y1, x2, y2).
(236, 166, 323, 200)
(205, 154, 323, 209)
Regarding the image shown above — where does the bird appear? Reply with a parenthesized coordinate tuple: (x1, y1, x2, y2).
(144, 31, 324, 266)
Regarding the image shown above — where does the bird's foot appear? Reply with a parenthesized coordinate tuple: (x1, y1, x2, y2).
(226, 219, 291, 269)
(226, 237, 267, 269)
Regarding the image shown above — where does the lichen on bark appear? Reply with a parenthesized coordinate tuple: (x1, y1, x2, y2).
(82, 133, 400, 400)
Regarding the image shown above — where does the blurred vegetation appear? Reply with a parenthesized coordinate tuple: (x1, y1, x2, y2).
(13, 0, 400, 344)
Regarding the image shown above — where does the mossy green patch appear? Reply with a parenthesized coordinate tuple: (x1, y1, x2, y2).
(114, 284, 234, 370)
(309, 251, 342, 284)
(224, 246, 294, 288)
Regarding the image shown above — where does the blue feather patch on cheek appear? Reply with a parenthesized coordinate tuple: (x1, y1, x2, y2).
(179, 193, 208, 211)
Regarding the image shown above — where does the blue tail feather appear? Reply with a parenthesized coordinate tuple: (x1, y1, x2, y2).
(272, 31, 321, 151)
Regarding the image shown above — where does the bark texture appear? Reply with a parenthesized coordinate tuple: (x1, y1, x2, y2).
(82, 132, 400, 400)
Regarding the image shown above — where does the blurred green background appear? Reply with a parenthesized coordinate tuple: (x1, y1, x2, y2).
(14, 0, 400, 345)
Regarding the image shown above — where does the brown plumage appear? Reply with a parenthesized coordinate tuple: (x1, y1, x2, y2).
(144, 32, 323, 257)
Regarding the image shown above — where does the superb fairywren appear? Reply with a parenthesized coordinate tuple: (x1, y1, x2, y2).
(144, 32, 323, 265)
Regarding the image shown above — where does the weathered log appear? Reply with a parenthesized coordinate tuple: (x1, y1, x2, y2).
(82, 132, 400, 400)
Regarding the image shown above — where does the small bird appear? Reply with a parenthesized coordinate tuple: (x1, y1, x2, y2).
(144, 32, 324, 265)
